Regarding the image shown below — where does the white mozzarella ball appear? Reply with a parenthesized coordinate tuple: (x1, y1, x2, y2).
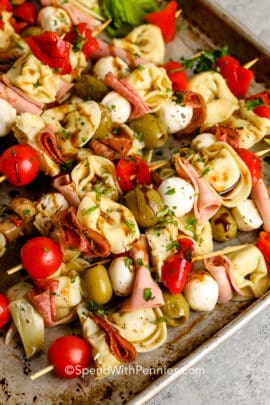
(156, 100, 193, 134)
(0, 99, 17, 136)
(158, 177, 194, 217)
(101, 91, 131, 124)
(184, 272, 219, 311)
(109, 257, 135, 296)
(191, 133, 216, 150)
(38, 7, 71, 35)
(93, 56, 130, 80)
(231, 199, 263, 231)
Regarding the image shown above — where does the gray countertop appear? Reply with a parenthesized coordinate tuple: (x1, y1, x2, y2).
(149, 2, 270, 405)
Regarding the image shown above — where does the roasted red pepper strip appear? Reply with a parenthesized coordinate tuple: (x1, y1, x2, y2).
(0, 0, 12, 12)
(246, 91, 270, 119)
(13, 2, 37, 25)
(64, 23, 98, 58)
(161, 238, 194, 295)
(162, 61, 188, 92)
(256, 232, 270, 272)
(144, 1, 178, 43)
(25, 31, 72, 75)
(216, 55, 254, 98)
(116, 156, 151, 193)
(237, 148, 262, 187)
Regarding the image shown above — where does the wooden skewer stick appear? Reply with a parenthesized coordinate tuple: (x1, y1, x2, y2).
(30, 365, 54, 381)
(243, 57, 259, 69)
(190, 50, 205, 60)
(0, 175, 6, 184)
(256, 148, 270, 157)
(7, 264, 23, 275)
(149, 161, 169, 171)
(88, 258, 111, 268)
(92, 18, 112, 37)
(192, 244, 249, 262)
(175, 9, 182, 18)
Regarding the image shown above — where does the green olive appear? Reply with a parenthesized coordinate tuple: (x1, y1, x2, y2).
(74, 75, 109, 101)
(125, 185, 165, 228)
(210, 207, 237, 242)
(93, 104, 113, 139)
(129, 114, 168, 149)
(83, 264, 113, 305)
(21, 26, 44, 38)
(161, 291, 190, 327)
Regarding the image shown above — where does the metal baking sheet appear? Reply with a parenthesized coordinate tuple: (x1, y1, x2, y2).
(1, 1, 270, 404)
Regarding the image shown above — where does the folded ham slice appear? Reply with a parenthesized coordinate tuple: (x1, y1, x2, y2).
(104, 72, 151, 120)
(175, 156, 221, 225)
(55, 206, 111, 258)
(0, 82, 42, 114)
(52, 174, 80, 207)
(91, 39, 147, 68)
(39, 126, 67, 164)
(121, 236, 164, 312)
(40, 0, 101, 30)
(252, 179, 270, 232)
(2, 75, 44, 109)
(56, 79, 74, 103)
(88, 313, 136, 363)
(27, 279, 59, 327)
(203, 255, 234, 303)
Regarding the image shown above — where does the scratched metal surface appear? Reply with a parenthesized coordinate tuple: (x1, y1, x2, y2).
(0, 1, 270, 404)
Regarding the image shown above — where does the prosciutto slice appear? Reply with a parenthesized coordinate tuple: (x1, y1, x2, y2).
(0, 82, 42, 114)
(121, 236, 164, 312)
(203, 255, 234, 303)
(55, 206, 111, 258)
(104, 72, 151, 119)
(56, 79, 74, 103)
(27, 279, 59, 327)
(91, 39, 147, 68)
(40, 0, 101, 29)
(89, 132, 133, 160)
(204, 125, 240, 150)
(52, 174, 80, 207)
(175, 156, 221, 225)
(39, 127, 67, 164)
(175, 91, 207, 138)
(88, 313, 136, 363)
(251, 179, 270, 232)
(2, 75, 44, 109)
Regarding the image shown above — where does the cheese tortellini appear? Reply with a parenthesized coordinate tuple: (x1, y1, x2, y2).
(127, 63, 172, 112)
(112, 24, 165, 64)
(42, 101, 102, 147)
(38, 7, 71, 35)
(77, 192, 140, 254)
(227, 244, 270, 298)
(71, 155, 120, 201)
(188, 71, 239, 127)
(190, 141, 252, 207)
(6, 53, 59, 103)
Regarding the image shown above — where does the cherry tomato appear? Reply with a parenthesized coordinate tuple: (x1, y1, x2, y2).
(48, 335, 92, 378)
(13, 2, 37, 25)
(0, 144, 40, 186)
(0, 294, 10, 328)
(256, 232, 270, 272)
(20, 236, 63, 279)
(161, 238, 194, 295)
(237, 148, 262, 186)
(162, 61, 188, 92)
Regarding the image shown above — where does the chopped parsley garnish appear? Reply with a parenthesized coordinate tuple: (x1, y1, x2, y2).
(151, 316, 168, 324)
(124, 219, 136, 236)
(82, 204, 100, 215)
(166, 240, 179, 251)
(245, 97, 264, 110)
(23, 209, 30, 216)
(60, 160, 74, 173)
(136, 132, 144, 142)
(181, 45, 229, 73)
(199, 167, 211, 178)
(137, 258, 144, 266)
(184, 217, 197, 235)
(124, 257, 133, 267)
(165, 187, 176, 195)
(143, 287, 155, 302)
(88, 300, 107, 316)
(157, 207, 169, 218)
(70, 275, 78, 283)
(61, 129, 70, 139)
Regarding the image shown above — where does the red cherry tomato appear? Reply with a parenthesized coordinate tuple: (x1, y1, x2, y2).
(256, 232, 270, 272)
(20, 236, 63, 279)
(0, 144, 40, 186)
(161, 238, 194, 295)
(48, 335, 92, 378)
(237, 148, 262, 186)
(13, 2, 37, 25)
(0, 294, 11, 328)
(162, 61, 188, 92)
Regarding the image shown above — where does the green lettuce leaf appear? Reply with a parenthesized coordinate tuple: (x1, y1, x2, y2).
(103, 0, 159, 37)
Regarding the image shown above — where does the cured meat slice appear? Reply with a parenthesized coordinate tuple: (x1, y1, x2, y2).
(52, 174, 80, 207)
(203, 255, 234, 303)
(252, 179, 270, 232)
